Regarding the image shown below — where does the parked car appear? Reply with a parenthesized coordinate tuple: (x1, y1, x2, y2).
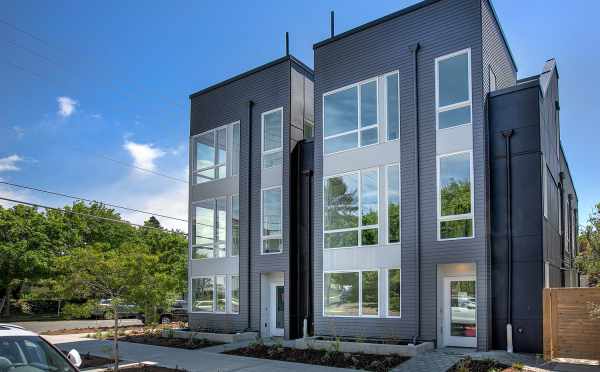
(92, 299, 140, 319)
(0, 323, 82, 371)
(137, 300, 188, 324)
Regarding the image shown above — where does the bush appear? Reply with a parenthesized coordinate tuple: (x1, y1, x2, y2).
(62, 301, 96, 320)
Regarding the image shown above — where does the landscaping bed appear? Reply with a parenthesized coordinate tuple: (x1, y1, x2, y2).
(160, 328, 257, 343)
(296, 336, 433, 357)
(119, 330, 223, 349)
(224, 343, 409, 372)
(44, 324, 144, 335)
(61, 351, 117, 369)
(448, 357, 511, 372)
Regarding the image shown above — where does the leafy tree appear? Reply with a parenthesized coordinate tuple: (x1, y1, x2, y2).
(577, 202, 600, 287)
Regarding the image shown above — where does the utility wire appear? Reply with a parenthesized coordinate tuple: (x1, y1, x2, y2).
(0, 180, 187, 222)
(0, 196, 188, 236)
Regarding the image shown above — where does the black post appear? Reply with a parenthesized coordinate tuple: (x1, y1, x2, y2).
(502, 129, 514, 351)
(285, 32, 289, 56)
(330, 11, 335, 38)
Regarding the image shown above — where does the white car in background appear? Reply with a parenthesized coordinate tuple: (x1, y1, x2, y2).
(0, 324, 82, 372)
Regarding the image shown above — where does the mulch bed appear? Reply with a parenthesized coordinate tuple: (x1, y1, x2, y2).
(103, 364, 187, 372)
(61, 351, 117, 368)
(44, 325, 143, 335)
(224, 344, 409, 372)
(448, 357, 510, 372)
(119, 333, 223, 350)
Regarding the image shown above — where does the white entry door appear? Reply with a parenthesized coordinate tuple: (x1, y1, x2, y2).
(270, 282, 284, 337)
(443, 276, 477, 347)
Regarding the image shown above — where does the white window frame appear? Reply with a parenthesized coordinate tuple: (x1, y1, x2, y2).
(191, 196, 228, 260)
(385, 268, 401, 318)
(323, 167, 380, 250)
(322, 77, 379, 156)
(322, 269, 380, 318)
(261, 185, 283, 255)
(435, 48, 472, 131)
(230, 275, 240, 314)
(192, 123, 237, 184)
(436, 150, 475, 241)
(384, 71, 400, 142)
(385, 163, 401, 245)
(190, 276, 215, 313)
(261, 107, 284, 169)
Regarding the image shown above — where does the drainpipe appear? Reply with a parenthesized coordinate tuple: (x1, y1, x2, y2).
(502, 129, 514, 353)
(409, 42, 421, 344)
(247, 100, 254, 331)
(303, 167, 313, 338)
(559, 172, 565, 286)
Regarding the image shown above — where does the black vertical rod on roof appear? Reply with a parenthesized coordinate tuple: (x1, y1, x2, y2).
(330, 11, 335, 38)
(285, 32, 289, 56)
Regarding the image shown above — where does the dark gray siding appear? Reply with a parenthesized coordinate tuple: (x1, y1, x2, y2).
(313, 0, 490, 348)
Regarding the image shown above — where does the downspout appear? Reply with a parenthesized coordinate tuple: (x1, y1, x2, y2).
(501, 129, 514, 353)
(303, 168, 313, 337)
(559, 172, 565, 286)
(247, 100, 254, 331)
(409, 42, 421, 344)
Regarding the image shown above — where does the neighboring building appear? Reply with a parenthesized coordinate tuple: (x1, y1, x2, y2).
(187, 55, 314, 339)
(188, 0, 578, 353)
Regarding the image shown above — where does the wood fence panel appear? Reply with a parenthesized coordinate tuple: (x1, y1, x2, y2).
(543, 288, 600, 361)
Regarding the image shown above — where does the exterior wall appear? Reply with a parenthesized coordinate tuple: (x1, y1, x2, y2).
(313, 0, 491, 348)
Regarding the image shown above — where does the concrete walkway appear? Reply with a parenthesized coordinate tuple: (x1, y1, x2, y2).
(45, 334, 351, 372)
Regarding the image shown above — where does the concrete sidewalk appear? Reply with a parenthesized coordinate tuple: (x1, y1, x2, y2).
(45, 334, 352, 372)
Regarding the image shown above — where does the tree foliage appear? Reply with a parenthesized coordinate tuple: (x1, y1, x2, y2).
(577, 202, 600, 287)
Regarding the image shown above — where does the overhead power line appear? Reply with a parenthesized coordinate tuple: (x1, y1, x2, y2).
(0, 196, 187, 236)
(0, 180, 187, 222)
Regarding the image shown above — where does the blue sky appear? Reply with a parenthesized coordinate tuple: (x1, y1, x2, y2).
(1, 0, 598, 231)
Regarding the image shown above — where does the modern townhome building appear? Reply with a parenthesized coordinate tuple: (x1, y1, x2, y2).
(187, 0, 578, 354)
(187, 54, 314, 339)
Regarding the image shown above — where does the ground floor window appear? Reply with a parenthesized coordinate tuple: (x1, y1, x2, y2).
(191, 275, 239, 314)
(324, 270, 379, 317)
(387, 269, 401, 317)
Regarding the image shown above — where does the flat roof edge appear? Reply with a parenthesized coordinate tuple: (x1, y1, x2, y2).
(489, 78, 539, 98)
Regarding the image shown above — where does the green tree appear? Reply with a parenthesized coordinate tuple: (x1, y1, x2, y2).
(577, 202, 600, 287)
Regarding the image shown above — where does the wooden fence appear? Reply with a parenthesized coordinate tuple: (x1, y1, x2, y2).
(543, 287, 600, 361)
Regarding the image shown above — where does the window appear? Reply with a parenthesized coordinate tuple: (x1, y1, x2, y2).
(193, 127, 227, 184)
(324, 169, 379, 249)
(262, 108, 283, 168)
(231, 194, 239, 256)
(386, 72, 400, 141)
(215, 275, 226, 313)
(231, 275, 239, 314)
(192, 198, 227, 259)
(262, 186, 282, 254)
(304, 120, 314, 139)
(323, 79, 378, 154)
(324, 270, 379, 317)
(387, 164, 400, 244)
(191, 277, 213, 312)
(232, 122, 240, 176)
(438, 151, 473, 240)
(387, 269, 401, 317)
(543, 159, 548, 219)
(436, 49, 472, 130)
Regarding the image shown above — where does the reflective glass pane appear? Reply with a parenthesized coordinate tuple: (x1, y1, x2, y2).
(262, 188, 282, 237)
(216, 276, 226, 312)
(216, 198, 227, 258)
(324, 86, 358, 137)
(232, 195, 239, 256)
(360, 127, 378, 146)
(217, 165, 227, 180)
(262, 238, 282, 254)
(324, 272, 359, 316)
(324, 174, 359, 230)
(232, 123, 240, 176)
(324, 230, 358, 249)
(196, 132, 215, 170)
(450, 280, 476, 337)
(196, 168, 215, 184)
(361, 228, 378, 246)
(440, 152, 471, 216)
(438, 52, 470, 107)
(276, 285, 284, 328)
(192, 246, 213, 260)
(304, 121, 314, 139)
(362, 271, 378, 316)
(360, 81, 377, 127)
(441, 219, 473, 239)
(387, 165, 400, 244)
(192, 278, 213, 312)
(263, 150, 283, 168)
(388, 269, 401, 316)
(386, 73, 400, 140)
(361, 170, 378, 226)
(324, 132, 358, 154)
(194, 201, 214, 256)
(231, 276, 239, 313)
(438, 106, 471, 129)
(263, 110, 282, 152)
(216, 127, 227, 165)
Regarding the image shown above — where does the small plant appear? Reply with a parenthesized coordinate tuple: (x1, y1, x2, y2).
(454, 358, 470, 372)
(166, 328, 175, 339)
(331, 337, 341, 353)
(512, 361, 524, 370)
(249, 337, 264, 348)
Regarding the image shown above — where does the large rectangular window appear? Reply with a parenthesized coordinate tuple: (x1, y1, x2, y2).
(262, 186, 282, 254)
(191, 276, 238, 314)
(192, 197, 227, 259)
(386, 72, 400, 141)
(231, 194, 239, 256)
(324, 169, 378, 249)
(231, 275, 239, 314)
(387, 269, 401, 317)
(193, 127, 227, 184)
(215, 275, 226, 313)
(323, 79, 379, 154)
(262, 108, 283, 168)
(387, 164, 400, 244)
(438, 151, 473, 240)
(324, 270, 379, 317)
(436, 49, 472, 130)
(232, 122, 240, 176)
(191, 277, 213, 312)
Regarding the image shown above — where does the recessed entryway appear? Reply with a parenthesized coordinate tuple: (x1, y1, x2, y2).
(261, 271, 285, 337)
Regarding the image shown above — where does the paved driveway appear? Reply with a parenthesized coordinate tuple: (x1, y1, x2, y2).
(45, 334, 351, 372)
(9, 319, 142, 334)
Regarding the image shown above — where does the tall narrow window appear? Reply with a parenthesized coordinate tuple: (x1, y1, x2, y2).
(231, 194, 240, 257)
(194, 127, 227, 184)
(231, 275, 239, 314)
(436, 50, 472, 130)
(387, 269, 401, 317)
(262, 187, 282, 254)
(262, 108, 283, 168)
(191, 277, 213, 312)
(438, 151, 473, 239)
(386, 72, 400, 140)
(192, 198, 227, 259)
(360, 169, 379, 245)
(361, 271, 379, 316)
(216, 198, 227, 258)
(215, 275, 226, 312)
(387, 164, 400, 244)
(232, 122, 240, 176)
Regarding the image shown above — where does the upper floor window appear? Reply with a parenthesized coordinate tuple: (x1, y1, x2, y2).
(232, 122, 240, 176)
(386, 164, 400, 244)
(262, 108, 283, 168)
(437, 151, 473, 240)
(193, 122, 239, 184)
(385, 72, 400, 141)
(192, 197, 227, 259)
(231, 194, 240, 257)
(436, 49, 472, 130)
(324, 79, 378, 154)
(262, 186, 282, 254)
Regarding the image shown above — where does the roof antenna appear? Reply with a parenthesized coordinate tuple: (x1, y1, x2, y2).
(330, 11, 335, 38)
(285, 32, 289, 56)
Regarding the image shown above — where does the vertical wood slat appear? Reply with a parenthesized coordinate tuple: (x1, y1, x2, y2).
(543, 288, 552, 360)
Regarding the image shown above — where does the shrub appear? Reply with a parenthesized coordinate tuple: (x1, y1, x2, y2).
(62, 301, 96, 320)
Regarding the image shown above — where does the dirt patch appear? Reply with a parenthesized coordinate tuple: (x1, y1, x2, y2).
(119, 332, 222, 350)
(224, 344, 409, 372)
(103, 364, 186, 372)
(61, 351, 117, 368)
(44, 325, 143, 335)
(448, 357, 510, 372)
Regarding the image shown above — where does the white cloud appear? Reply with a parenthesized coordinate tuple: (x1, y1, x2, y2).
(13, 126, 25, 139)
(0, 155, 23, 172)
(57, 96, 77, 117)
(123, 140, 166, 171)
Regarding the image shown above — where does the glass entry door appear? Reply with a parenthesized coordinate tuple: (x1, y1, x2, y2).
(270, 283, 284, 336)
(443, 276, 476, 347)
